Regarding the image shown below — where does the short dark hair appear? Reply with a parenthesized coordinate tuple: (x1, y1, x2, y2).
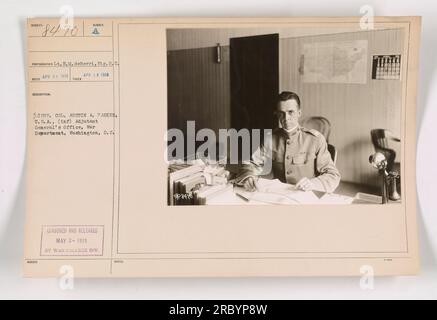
(277, 91, 301, 109)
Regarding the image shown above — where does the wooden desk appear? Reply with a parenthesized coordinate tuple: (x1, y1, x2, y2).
(206, 180, 382, 205)
(335, 181, 380, 197)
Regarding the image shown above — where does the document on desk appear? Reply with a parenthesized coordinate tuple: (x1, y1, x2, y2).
(235, 179, 321, 204)
(24, 17, 421, 277)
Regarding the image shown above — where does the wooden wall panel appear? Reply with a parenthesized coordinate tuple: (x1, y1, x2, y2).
(167, 46, 230, 136)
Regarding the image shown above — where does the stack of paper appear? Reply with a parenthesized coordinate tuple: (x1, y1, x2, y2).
(193, 184, 234, 205)
(318, 193, 354, 204)
(168, 164, 205, 205)
(168, 163, 231, 205)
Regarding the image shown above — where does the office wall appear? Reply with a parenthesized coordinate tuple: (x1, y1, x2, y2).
(167, 46, 230, 135)
(167, 27, 363, 51)
(167, 28, 404, 186)
(280, 29, 403, 186)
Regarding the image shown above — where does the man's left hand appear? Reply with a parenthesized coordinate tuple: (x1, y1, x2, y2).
(295, 177, 315, 191)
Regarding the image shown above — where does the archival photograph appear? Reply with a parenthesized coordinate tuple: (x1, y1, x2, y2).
(166, 26, 404, 205)
(21, 16, 420, 279)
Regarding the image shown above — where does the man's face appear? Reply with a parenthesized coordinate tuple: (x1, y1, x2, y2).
(275, 99, 301, 130)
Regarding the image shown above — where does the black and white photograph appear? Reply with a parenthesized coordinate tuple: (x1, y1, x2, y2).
(166, 26, 404, 205)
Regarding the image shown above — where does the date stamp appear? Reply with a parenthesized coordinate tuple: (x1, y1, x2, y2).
(40, 225, 104, 256)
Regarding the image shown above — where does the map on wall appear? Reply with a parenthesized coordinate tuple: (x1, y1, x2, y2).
(302, 40, 368, 84)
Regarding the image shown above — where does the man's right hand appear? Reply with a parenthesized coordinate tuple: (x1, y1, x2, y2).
(242, 176, 260, 192)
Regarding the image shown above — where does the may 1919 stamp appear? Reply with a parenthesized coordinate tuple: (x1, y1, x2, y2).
(40, 225, 104, 256)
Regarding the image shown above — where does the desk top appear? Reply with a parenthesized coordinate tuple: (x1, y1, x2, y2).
(206, 178, 362, 205)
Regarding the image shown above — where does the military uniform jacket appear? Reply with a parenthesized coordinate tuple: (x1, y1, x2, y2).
(236, 126, 341, 193)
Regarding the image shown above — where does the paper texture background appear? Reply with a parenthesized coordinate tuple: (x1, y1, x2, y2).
(23, 17, 421, 277)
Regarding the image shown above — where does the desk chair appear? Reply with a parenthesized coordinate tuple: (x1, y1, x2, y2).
(302, 116, 331, 142)
(370, 129, 401, 201)
(370, 129, 400, 172)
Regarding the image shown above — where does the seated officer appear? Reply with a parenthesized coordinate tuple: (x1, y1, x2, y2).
(236, 91, 341, 193)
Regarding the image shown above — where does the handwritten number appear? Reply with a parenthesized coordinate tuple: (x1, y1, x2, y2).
(70, 26, 79, 37)
(42, 24, 49, 37)
(50, 24, 60, 37)
(41, 24, 78, 37)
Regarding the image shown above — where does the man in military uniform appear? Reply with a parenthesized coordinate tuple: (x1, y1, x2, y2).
(236, 91, 340, 193)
